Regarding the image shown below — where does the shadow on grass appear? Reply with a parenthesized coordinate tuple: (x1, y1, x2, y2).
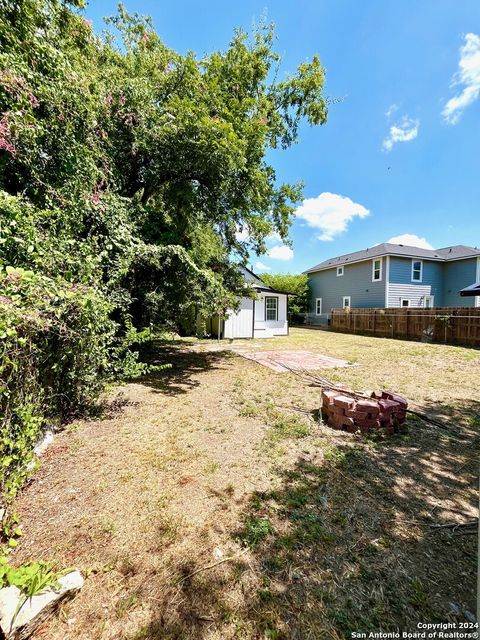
(127, 398, 478, 640)
(138, 340, 236, 396)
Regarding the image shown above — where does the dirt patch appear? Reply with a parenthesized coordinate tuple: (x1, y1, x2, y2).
(10, 329, 479, 639)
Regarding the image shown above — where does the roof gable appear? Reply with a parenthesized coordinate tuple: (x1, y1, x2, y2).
(240, 265, 270, 288)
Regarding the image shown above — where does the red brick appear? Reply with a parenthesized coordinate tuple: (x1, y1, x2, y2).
(330, 405, 346, 416)
(322, 390, 337, 406)
(382, 391, 408, 408)
(355, 418, 379, 428)
(333, 395, 355, 410)
(357, 399, 380, 415)
(329, 414, 347, 429)
(378, 399, 398, 414)
(345, 409, 368, 419)
(359, 418, 381, 429)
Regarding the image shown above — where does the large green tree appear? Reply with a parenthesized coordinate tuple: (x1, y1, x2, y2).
(0, 1, 327, 322)
(0, 0, 328, 498)
(259, 272, 309, 318)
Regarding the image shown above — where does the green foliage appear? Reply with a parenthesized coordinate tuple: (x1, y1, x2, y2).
(240, 516, 273, 547)
(0, 0, 327, 500)
(0, 555, 69, 627)
(0, 556, 61, 595)
(259, 273, 309, 317)
(0, 267, 118, 498)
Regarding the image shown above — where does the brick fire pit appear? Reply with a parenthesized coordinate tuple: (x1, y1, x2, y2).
(321, 389, 408, 435)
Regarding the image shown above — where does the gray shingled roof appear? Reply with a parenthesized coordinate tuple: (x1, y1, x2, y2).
(304, 243, 480, 274)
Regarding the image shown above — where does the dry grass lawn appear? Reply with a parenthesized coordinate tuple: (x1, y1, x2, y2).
(12, 328, 479, 639)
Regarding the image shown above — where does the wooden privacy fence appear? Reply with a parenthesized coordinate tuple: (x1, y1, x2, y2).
(330, 307, 480, 346)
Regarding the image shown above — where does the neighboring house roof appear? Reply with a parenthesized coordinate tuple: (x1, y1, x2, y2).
(460, 282, 480, 296)
(304, 243, 480, 274)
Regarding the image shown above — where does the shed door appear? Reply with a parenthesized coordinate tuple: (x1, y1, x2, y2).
(224, 298, 254, 338)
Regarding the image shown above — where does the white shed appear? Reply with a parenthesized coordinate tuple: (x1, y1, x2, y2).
(216, 267, 288, 339)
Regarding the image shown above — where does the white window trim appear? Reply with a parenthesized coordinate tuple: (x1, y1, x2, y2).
(265, 296, 278, 321)
(372, 258, 382, 282)
(315, 297, 322, 315)
(343, 296, 351, 309)
(424, 295, 434, 308)
(337, 266, 344, 277)
(411, 259, 423, 283)
(400, 298, 410, 307)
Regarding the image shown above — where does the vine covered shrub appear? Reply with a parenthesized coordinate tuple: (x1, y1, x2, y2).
(0, 267, 115, 499)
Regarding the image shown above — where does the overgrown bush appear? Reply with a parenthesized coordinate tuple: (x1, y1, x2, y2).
(0, 267, 117, 499)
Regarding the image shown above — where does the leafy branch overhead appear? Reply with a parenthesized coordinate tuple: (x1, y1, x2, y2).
(0, 1, 327, 262)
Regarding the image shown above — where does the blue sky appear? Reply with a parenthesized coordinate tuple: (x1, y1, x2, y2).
(85, 0, 480, 274)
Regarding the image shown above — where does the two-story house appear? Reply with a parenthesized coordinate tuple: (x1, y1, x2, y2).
(304, 243, 480, 324)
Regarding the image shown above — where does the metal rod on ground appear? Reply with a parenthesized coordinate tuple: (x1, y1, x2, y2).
(278, 363, 463, 434)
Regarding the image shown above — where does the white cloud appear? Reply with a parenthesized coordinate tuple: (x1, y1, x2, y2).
(382, 116, 420, 152)
(387, 234, 433, 249)
(267, 245, 294, 260)
(295, 192, 370, 242)
(385, 103, 399, 119)
(254, 261, 271, 271)
(442, 33, 480, 124)
(235, 228, 281, 243)
(235, 226, 250, 242)
(266, 231, 281, 243)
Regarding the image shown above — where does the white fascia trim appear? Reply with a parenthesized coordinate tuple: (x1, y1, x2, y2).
(476, 258, 480, 307)
(385, 256, 390, 307)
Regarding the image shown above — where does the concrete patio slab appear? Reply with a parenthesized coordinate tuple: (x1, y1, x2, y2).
(233, 349, 354, 373)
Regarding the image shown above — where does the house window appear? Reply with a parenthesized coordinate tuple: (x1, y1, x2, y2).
(372, 258, 382, 282)
(411, 259, 423, 282)
(424, 295, 434, 309)
(401, 298, 410, 307)
(343, 296, 351, 309)
(315, 298, 322, 315)
(337, 266, 344, 277)
(265, 296, 278, 321)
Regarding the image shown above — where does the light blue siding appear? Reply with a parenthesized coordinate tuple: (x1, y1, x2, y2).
(308, 258, 386, 324)
(308, 254, 479, 318)
(387, 257, 444, 307)
(443, 258, 478, 307)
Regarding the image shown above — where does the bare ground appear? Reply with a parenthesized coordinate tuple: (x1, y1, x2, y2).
(12, 328, 479, 639)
